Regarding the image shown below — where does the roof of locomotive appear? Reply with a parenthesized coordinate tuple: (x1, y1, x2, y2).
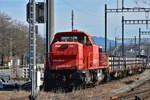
(55, 30, 92, 37)
(54, 30, 102, 49)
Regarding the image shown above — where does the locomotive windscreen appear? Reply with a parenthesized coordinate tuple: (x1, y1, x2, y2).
(53, 34, 92, 46)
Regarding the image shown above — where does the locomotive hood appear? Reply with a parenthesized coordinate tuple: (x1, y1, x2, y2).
(50, 42, 83, 70)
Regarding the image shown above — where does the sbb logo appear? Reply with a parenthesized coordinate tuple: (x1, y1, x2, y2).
(55, 45, 61, 48)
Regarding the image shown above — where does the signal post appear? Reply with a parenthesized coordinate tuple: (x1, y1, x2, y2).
(28, 0, 38, 99)
(27, 0, 45, 100)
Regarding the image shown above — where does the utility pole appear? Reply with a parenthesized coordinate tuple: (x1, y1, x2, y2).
(72, 10, 74, 30)
(28, 0, 38, 99)
(135, 36, 136, 47)
(46, 0, 54, 71)
(117, 0, 119, 9)
(134, 36, 136, 46)
(122, 0, 124, 9)
(115, 37, 117, 48)
(139, 28, 141, 56)
(115, 37, 117, 56)
(122, 16, 124, 56)
(45, 0, 54, 90)
(135, 36, 137, 53)
(46, 0, 54, 60)
(109, 42, 112, 56)
(49, 0, 54, 44)
(45, 0, 49, 72)
(105, 4, 107, 52)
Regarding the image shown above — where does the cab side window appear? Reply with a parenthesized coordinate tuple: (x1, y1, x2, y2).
(91, 37, 96, 45)
(53, 37, 59, 42)
(83, 36, 91, 46)
(86, 38, 91, 45)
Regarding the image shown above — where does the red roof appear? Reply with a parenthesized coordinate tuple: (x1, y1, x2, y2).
(55, 30, 91, 37)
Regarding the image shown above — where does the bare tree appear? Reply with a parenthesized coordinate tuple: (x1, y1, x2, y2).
(0, 11, 45, 65)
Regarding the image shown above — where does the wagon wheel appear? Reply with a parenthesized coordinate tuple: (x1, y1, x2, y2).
(104, 69, 111, 82)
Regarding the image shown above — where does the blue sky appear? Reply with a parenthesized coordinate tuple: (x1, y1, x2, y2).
(0, 0, 150, 40)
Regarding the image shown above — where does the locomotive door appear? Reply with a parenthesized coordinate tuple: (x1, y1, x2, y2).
(82, 36, 92, 70)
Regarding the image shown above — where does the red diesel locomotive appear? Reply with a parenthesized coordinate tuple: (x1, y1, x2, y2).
(44, 30, 146, 89)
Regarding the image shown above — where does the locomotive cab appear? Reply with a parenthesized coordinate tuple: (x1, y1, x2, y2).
(50, 30, 104, 70)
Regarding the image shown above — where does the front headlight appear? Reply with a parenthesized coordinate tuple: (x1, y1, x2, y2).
(72, 66, 77, 70)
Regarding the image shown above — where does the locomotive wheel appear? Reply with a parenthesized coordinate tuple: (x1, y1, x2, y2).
(96, 69, 104, 84)
(82, 71, 92, 85)
(138, 68, 142, 73)
(119, 72, 124, 78)
(104, 69, 111, 82)
(128, 70, 133, 75)
(123, 71, 127, 77)
(84, 74, 91, 85)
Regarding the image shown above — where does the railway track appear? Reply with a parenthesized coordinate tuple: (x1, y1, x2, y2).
(101, 88, 150, 100)
(101, 71, 150, 100)
(0, 70, 148, 100)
